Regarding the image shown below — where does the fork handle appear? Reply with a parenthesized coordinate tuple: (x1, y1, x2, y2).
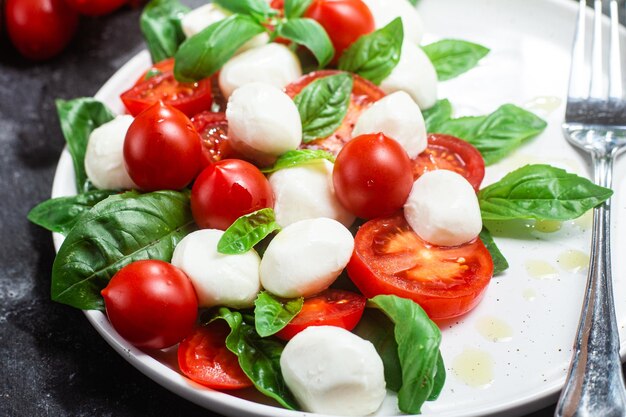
(555, 152, 626, 417)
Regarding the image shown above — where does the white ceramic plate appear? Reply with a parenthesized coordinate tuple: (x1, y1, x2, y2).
(51, 0, 626, 416)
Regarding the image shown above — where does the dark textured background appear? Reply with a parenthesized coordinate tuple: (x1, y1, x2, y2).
(0, 1, 620, 416)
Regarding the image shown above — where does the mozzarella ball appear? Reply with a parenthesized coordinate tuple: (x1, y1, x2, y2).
(219, 43, 302, 99)
(226, 82, 302, 164)
(181, 4, 268, 54)
(352, 91, 427, 158)
(380, 42, 438, 110)
(270, 160, 355, 228)
(171, 229, 261, 308)
(362, 0, 425, 45)
(260, 218, 354, 298)
(404, 170, 482, 246)
(84, 115, 137, 190)
(280, 326, 386, 416)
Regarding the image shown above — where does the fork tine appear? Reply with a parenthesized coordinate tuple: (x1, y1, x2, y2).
(589, 0, 605, 99)
(609, 0, 623, 99)
(567, 0, 589, 100)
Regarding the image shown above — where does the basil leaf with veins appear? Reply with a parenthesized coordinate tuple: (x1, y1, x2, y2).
(217, 208, 281, 255)
(254, 291, 303, 337)
(276, 18, 334, 68)
(140, 0, 190, 63)
(51, 190, 195, 311)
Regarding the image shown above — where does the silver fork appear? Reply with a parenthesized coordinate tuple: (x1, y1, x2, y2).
(555, 0, 626, 416)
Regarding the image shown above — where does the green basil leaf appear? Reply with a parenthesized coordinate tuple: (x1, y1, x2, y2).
(27, 190, 118, 235)
(422, 99, 453, 133)
(284, 0, 313, 18)
(213, 0, 275, 20)
(430, 104, 547, 165)
(51, 190, 195, 310)
(276, 18, 334, 68)
(174, 14, 266, 82)
(422, 39, 490, 81)
(428, 352, 446, 401)
(140, 0, 190, 63)
(478, 164, 613, 221)
(254, 291, 303, 337)
(479, 227, 509, 275)
(407, 0, 419, 5)
(211, 307, 298, 410)
(261, 149, 336, 173)
(367, 294, 443, 414)
(55, 98, 116, 194)
(338, 17, 403, 85)
(294, 73, 353, 142)
(217, 208, 281, 254)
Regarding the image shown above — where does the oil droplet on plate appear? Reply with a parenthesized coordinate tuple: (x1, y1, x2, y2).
(534, 220, 562, 233)
(523, 288, 537, 301)
(524, 96, 562, 116)
(475, 316, 513, 342)
(452, 348, 494, 387)
(525, 260, 558, 280)
(558, 250, 589, 273)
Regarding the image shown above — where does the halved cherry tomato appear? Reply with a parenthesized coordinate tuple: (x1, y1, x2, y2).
(121, 58, 213, 117)
(333, 133, 414, 219)
(101, 260, 198, 350)
(304, 0, 375, 61)
(191, 159, 274, 230)
(191, 111, 236, 167)
(347, 213, 493, 320)
(285, 70, 384, 155)
(276, 289, 366, 341)
(412, 134, 485, 192)
(133, 58, 175, 86)
(64, 0, 127, 16)
(178, 322, 252, 390)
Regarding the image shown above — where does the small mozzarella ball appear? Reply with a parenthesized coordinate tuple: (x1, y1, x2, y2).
(226, 82, 302, 164)
(260, 218, 354, 298)
(404, 170, 482, 246)
(352, 91, 427, 158)
(280, 326, 386, 416)
(270, 160, 355, 228)
(181, 4, 268, 54)
(362, 0, 425, 45)
(219, 43, 302, 99)
(380, 42, 438, 110)
(85, 115, 137, 190)
(171, 229, 261, 308)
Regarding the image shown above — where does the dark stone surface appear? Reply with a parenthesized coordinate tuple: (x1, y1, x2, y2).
(0, 2, 610, 417)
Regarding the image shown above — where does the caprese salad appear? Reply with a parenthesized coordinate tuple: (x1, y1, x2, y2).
(29, 0, 614, 415)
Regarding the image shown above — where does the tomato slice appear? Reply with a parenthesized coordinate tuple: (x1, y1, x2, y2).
(347, 213, 493, 320)
(276, 289, 366, 341)
(284, 70, 385, 155)
(121, 58, 213, 117)
(177, 322, 252, 390)
(133, 58, 175, 86)
(412, 134, 485, 192)
(191, 111, 238, 167)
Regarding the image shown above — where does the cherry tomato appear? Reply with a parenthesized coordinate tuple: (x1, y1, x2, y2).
(5, 0, 79, 61)
(101, 260, 198, 350)
(333, 133, 414, 219)
(304, 0, 374, 61)
(191, 159, 274, 230)
(347, 213, 494, 320)
(276, 289, 366, 341)
(64, 0, 127, 16)
(285, 70, 384, 155)
(133, 58, 176, 86)
(412, 134, 485, 192)
(124, 102, 202, 191)
(178, 322, 252, 390)
(121, 58, 213, 117)
(191, 111, 236, 167)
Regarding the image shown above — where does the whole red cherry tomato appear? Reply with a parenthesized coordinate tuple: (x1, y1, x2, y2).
(191, 159, 274, 230)
(64, 0, 127, 16)
(333, 133, 414, 219)
(304, 0, 374, 60)
(5, 0, 79, 60)
(101, 260, 198, 350)
(124, 102, 202, 191)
